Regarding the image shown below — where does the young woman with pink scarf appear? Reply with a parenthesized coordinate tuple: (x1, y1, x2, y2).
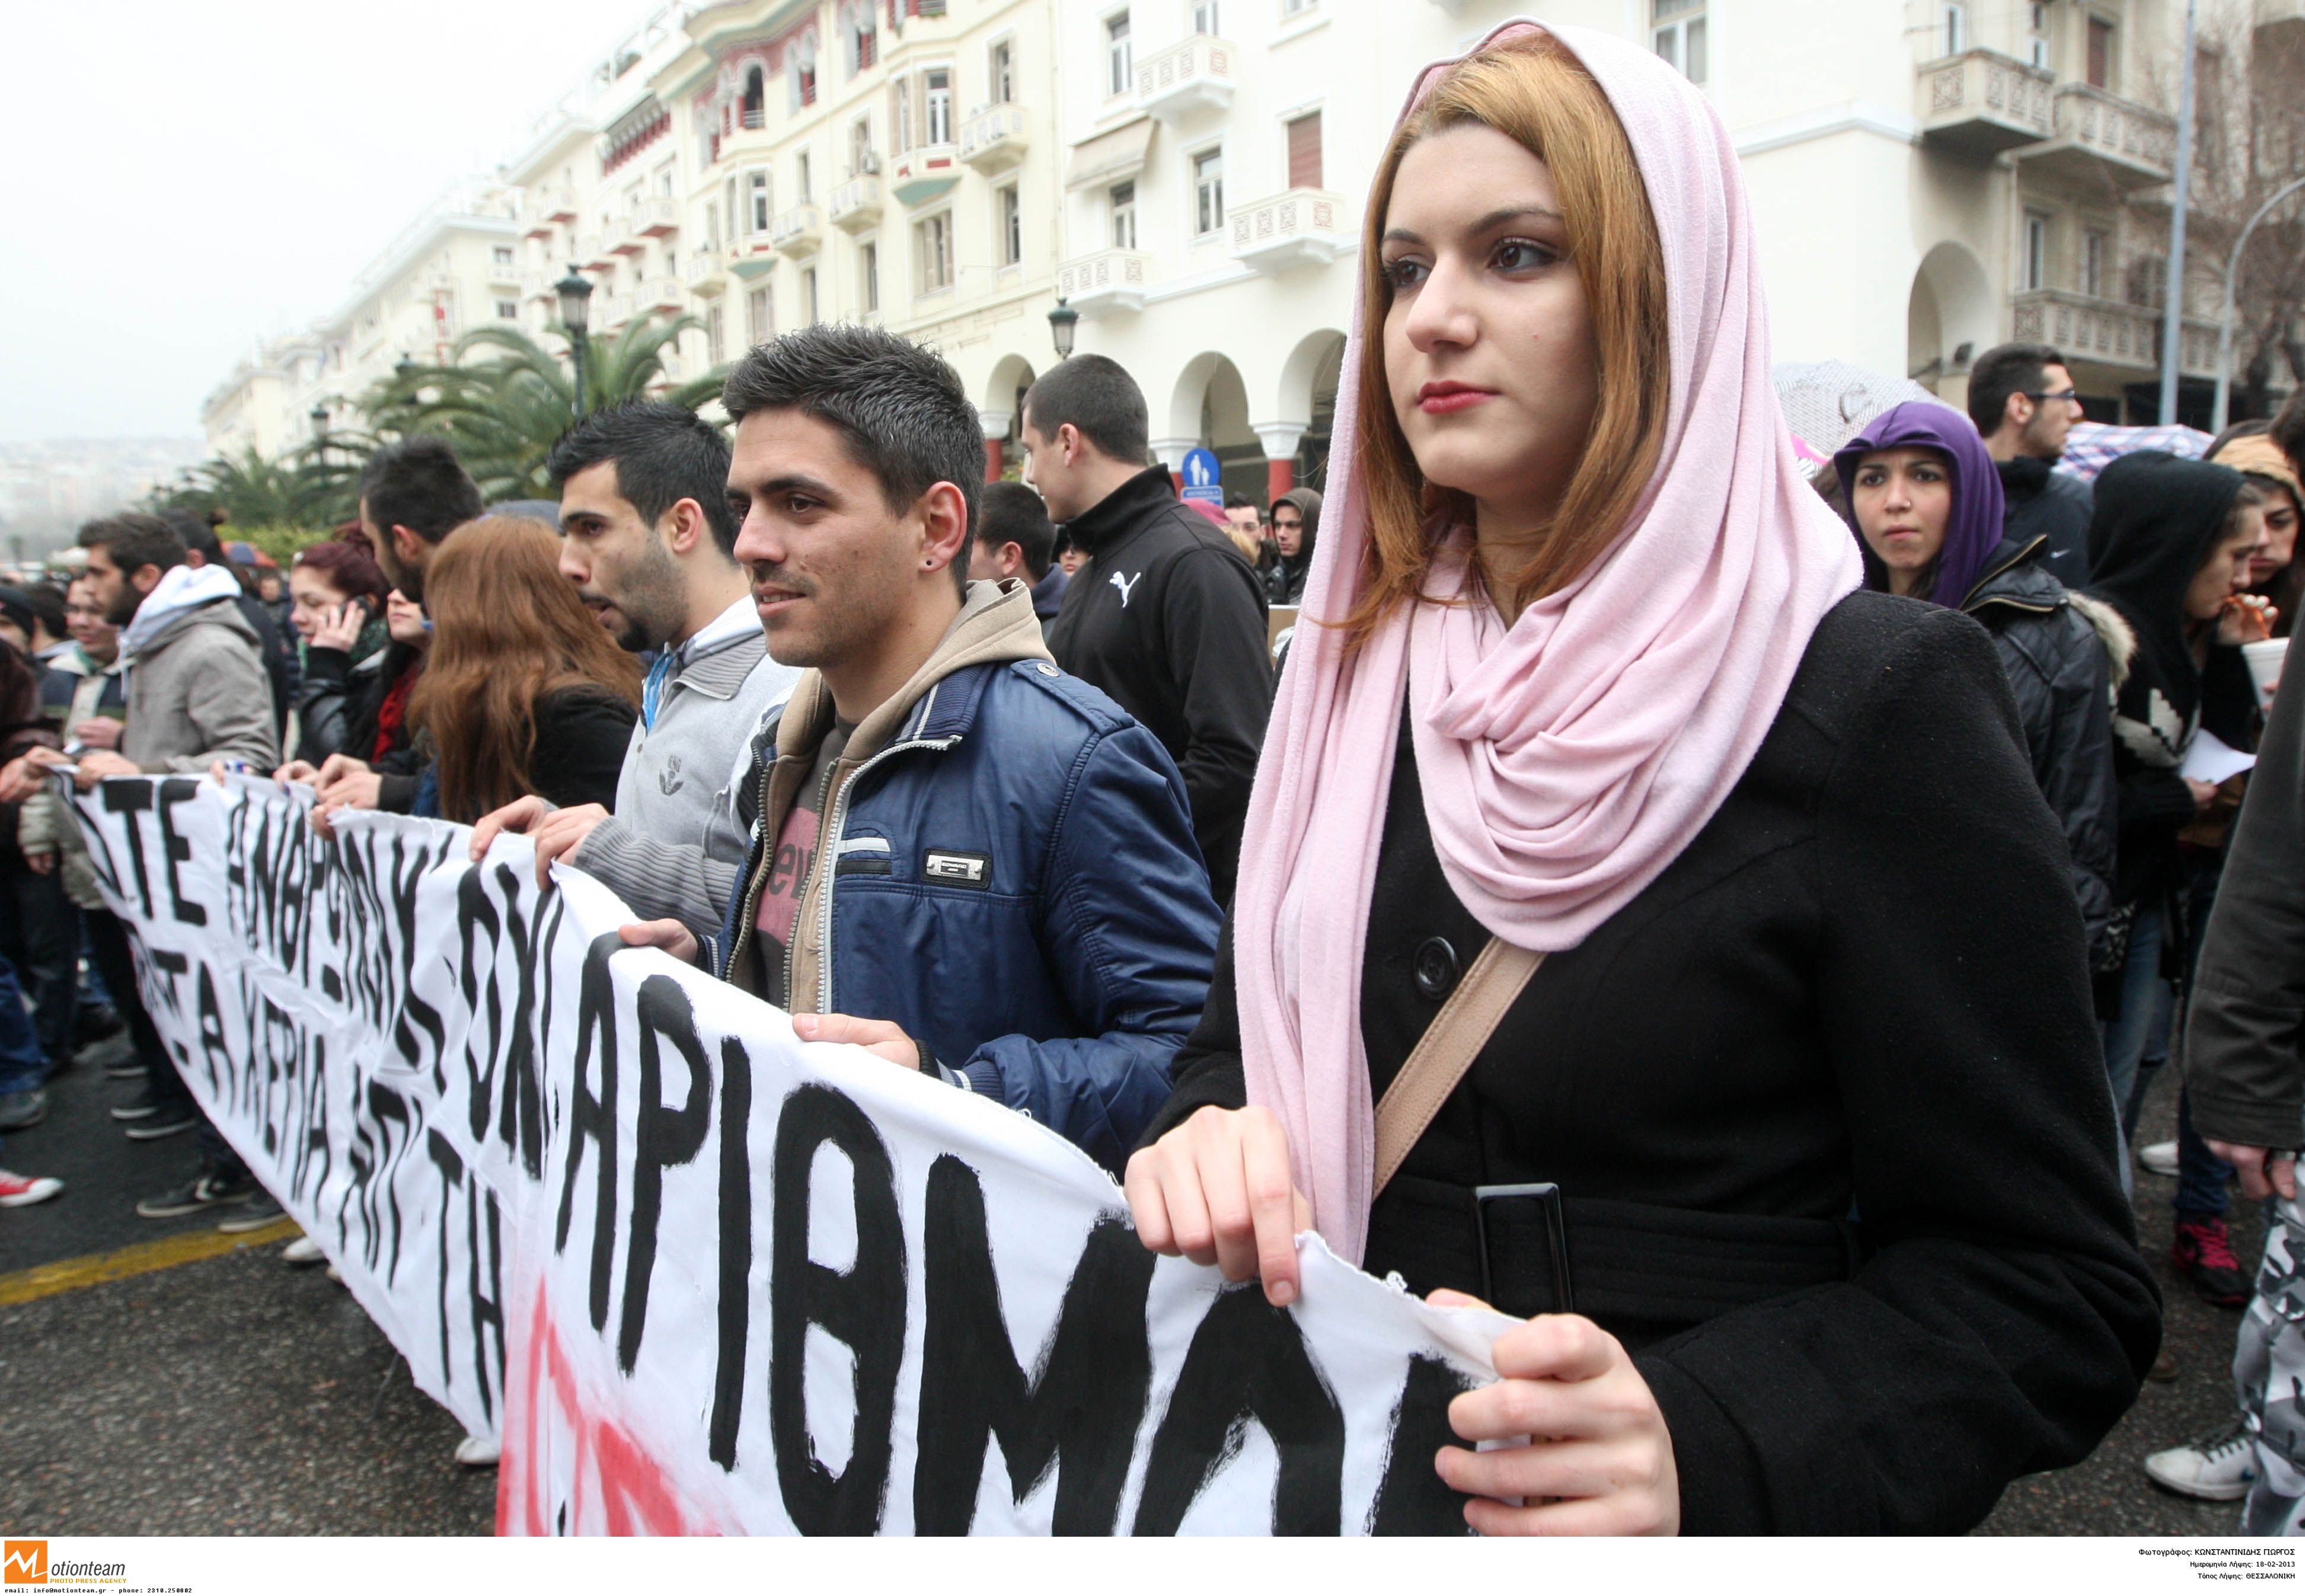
(1122, 23, 2157, 1535)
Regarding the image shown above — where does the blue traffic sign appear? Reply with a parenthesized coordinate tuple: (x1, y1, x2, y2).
(1179, 446, 1224, 505)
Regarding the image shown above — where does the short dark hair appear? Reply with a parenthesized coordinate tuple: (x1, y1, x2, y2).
(976, 481, 1056, 582)
(24, 582, 66, 642)
(359, 436, 484, 545)
(1967, 343, 2067, 437)
(1224, 491, 1254, 512)
(2271, 390, 2305, 476)
(79, 513, 186, 579)
(721, 323, 981, 595)
(545, 399, 740, 557)
(1022, 353, 1148, 466)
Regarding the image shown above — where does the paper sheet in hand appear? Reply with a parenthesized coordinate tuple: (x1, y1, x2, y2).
(2181, 729, 2255, 786)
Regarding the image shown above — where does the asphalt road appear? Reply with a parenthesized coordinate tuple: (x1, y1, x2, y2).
(0, 1026, 2267, 1537)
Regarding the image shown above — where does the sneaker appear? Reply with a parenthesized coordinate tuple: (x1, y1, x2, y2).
(2145, 1418, 2258, 1501)
(0, 1089, 48, 1131)
(0, 1170, 63, 1207)
(135, 1167, 254, 1219)
(2138, 1139, 2181, 1177)
(453, 1434, 501, 1468)
(282, 1235, 325, 1266)
(122, 1104, 196, 1141)
(75, 1030, 138, 1074)
(218, 1195, 285, 1234)
(109, 1087, 162, 1121)
(2173, 1217, 2252, 1308)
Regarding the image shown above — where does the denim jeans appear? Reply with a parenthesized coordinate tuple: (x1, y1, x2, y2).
(2176, 1086, 2236, 1221)
(2102, 905, 2173, 1185)
(0, 952, 48, 1105)
(1, 866, 78, 1066)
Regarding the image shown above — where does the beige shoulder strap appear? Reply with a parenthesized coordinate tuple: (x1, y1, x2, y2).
(1372, 937, 1544, 1195)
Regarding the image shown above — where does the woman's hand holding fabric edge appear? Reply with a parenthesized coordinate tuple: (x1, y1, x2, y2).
(1426, 1289, 1681, 1536)
(1123, 1105, 1314, 1307)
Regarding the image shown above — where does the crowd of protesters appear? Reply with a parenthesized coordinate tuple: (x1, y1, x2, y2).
(14, 18, 2305, 1538)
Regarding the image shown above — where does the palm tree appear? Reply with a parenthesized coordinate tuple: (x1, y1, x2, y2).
(144, 445, 362, 534)
(361, 311, 730, 501)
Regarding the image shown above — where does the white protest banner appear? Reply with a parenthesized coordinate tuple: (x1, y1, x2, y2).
(72, 773, 1515, 1536)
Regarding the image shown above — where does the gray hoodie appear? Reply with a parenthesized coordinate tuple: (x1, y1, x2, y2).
(568, 606, 800, 937)
(121, 566, 279, 774)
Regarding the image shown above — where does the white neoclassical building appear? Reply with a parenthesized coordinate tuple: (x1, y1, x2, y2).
(210, 0, 2272, 497)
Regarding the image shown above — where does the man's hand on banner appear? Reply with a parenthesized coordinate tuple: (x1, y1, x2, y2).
(1123, 1105, 1312, 1307)
(74, 716, 121, 750)
(0, 753, 39, 803)
(471, 796, 608, 890)
(276, 759, 321, 784)
(1423, 1292, 1680, 1537)
(618, 918, 701, 965)
(53, 749, 136, 790)
(311, 754, 383, 836)
(792, 1011, 926, 1070)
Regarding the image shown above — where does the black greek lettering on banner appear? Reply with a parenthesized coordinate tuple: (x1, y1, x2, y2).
(100, 777, 157, 917)
(1131, 1284, 1348, 1536)
(619, 974, 714, 1372)
(710, 1036, 753, 1471)
(556, 933, 626, 1335)
(768, 1084, 905, 1536)
(154, 778, 208, 926)
(1367, 1355, 1480, 1536)
(913, 1157, 1155, 1534)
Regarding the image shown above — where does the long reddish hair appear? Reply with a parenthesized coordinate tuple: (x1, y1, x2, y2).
(407, 516, 641, 821)
(1341, 33, 1669, 645)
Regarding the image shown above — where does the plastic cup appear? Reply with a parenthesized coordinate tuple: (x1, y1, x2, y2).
(2245, 638, 2288, 708)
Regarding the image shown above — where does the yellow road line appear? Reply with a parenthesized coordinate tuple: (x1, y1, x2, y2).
(0, 1219, 301, 1307)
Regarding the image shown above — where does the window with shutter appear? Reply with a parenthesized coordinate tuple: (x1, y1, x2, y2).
(1287, 112, 1321, 190)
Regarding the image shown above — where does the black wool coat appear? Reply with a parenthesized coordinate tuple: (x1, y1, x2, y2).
(1144, 592, 2159, 1536)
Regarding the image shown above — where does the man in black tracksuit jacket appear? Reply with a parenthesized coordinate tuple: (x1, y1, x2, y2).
(1023, 356, 1270, 904)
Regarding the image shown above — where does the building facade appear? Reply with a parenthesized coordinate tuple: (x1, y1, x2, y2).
(209, 1, 2276, 491)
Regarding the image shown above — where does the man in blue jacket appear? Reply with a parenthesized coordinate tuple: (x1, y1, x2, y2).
(618, 324, 1218, 1173)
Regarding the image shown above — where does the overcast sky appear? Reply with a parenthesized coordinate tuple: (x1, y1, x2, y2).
(1, 0, 656, 443)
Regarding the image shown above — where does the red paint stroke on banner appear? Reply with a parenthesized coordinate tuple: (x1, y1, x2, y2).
(498, 1282, 701, 1536)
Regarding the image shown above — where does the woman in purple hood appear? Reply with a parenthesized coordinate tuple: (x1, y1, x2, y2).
(1836, 400, 2124, 971)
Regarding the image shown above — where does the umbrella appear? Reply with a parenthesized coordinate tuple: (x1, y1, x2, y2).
(2053, 421, 2213, 482)
(1772, 360, 1965, 462)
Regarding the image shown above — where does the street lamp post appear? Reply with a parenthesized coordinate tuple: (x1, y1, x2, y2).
(2213, 174, 2305, 435)
(1048, 298, 1078, 362)
(309, 403, 329, 456)
(2159, 0, 2198, 427)
(557, 267, 595, 419)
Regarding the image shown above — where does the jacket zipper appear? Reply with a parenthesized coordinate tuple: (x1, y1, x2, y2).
(813, 723, 962, 1015)
(723, 755, 780, 981)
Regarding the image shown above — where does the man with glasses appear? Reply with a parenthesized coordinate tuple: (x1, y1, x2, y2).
(1969, 341, 2094, 588)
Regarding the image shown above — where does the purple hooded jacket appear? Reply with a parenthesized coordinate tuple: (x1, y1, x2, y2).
(1833, 401, 2006, 610)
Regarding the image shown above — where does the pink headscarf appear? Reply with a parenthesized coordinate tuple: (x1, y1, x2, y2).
(1232, 20, 1862, 1265)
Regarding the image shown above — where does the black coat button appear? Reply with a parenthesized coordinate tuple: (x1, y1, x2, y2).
(1412, 936, 1460, 1001)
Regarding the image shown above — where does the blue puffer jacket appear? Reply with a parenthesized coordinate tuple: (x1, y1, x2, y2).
(708, 655, 1220, 1174)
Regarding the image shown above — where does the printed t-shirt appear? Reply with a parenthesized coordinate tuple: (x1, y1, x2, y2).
(752, 719, 854, 1009)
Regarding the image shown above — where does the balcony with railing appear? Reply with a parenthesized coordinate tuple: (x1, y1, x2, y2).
(1915, 49, 2054, 160)
(527, 185, 579, 227)
(2017, 83, 2176, 190)
(830, 175, 885, 234)
(2010, 289, 2216, 376)
(521, 269, 556, 302)
(484, 257, 522, 287)
(1136, 34, 1234, 122)
(630, 196, 680, 238)
(772, 205, 823, 258)
(959, 102, 1029, 175)
(576, 234, 616, 271)
(891, 143, 960, 206)
(635, 276, 686, 315)
(595, 292, 635, 331)
(1056, 248, 1155, 315)
(1228, 188, 1351, 274)
(685, 247, 729, 296)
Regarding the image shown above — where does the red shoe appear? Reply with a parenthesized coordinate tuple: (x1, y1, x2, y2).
(0, 1169, 63, 1207)
(2172, 1218, 2250, 1308)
